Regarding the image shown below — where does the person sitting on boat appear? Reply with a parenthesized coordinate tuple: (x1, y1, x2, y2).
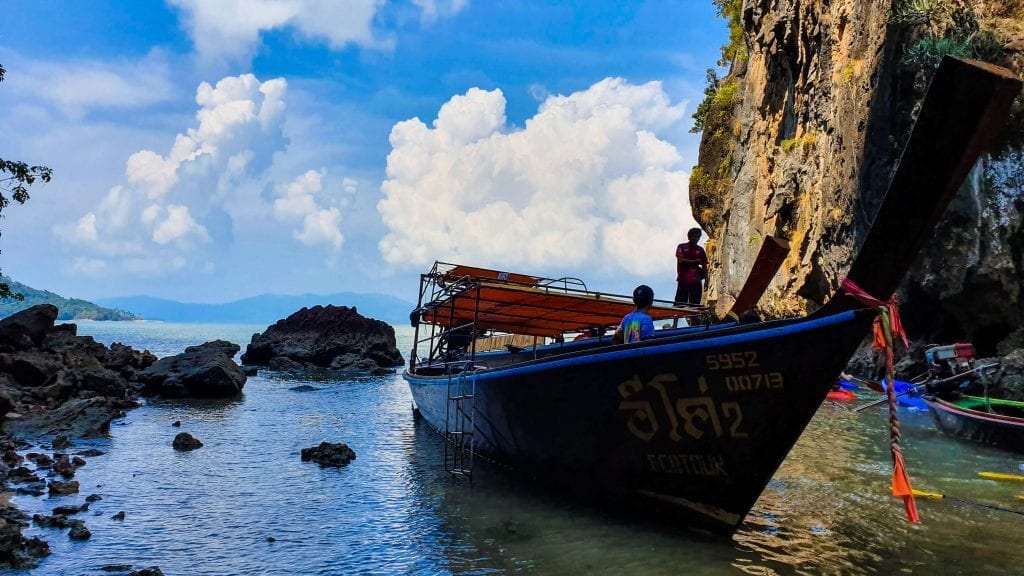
(675, 227, 709, 305)
(612, 285, 655, 344)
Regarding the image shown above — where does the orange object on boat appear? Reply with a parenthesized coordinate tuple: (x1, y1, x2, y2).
(827, 389, 857, 401)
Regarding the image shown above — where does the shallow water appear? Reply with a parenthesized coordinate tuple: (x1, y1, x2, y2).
(9, 322, 1024, 575)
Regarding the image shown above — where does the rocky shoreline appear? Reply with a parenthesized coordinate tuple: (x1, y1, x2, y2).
(0, 305, 249, 569)
(0, 303, 392, 570)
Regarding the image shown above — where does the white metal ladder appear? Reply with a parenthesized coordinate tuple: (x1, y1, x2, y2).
(444, 367, 476, 478)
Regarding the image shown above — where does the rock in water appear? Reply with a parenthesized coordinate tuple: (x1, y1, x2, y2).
(300, 441, 356, 467)
(172, 432, 203, 451)
(241, 305, 403, 374)
(139, 340, 246, 398)
(128, 567, 164, 576)
(68, 519, 90, 540)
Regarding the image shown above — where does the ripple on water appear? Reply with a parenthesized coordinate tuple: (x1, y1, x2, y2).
(10, 322, 1024, 575)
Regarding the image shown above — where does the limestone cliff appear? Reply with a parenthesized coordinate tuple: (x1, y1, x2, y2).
(692, 0, 1024, 354)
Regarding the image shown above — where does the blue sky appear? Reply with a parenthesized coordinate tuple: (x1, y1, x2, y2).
(0, 0, 725, 304)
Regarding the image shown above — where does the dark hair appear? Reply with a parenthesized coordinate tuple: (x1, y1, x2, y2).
(632, 284, 654, 308)
(687, 227, 702, 238)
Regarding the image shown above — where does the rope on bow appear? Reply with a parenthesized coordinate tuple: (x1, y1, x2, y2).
(841, 278, 919, 523)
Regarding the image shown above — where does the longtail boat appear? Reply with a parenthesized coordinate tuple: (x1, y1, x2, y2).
(403, 58, 1022, 534)
(926, 395, 1024, 453)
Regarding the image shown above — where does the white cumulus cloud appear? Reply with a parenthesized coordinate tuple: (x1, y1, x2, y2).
(377, 77, 696, 278)
(168, 0, 467, 65)
(55, 73, 292, 276)
(273, 170, 346, 249)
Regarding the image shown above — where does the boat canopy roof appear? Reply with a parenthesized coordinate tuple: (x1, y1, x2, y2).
(415, 261, 704, 338)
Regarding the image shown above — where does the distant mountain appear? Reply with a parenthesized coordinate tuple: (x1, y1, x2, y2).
(0, 278, 139, 321)
(94, 292, 415, 325)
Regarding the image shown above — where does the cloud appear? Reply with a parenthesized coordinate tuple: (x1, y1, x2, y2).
(377, 77, 696, 278)
(1, 50, 175, 118)
(168, 0, 468, 65)
(55, 73, 291, 275)
(273, 169, 346, 249)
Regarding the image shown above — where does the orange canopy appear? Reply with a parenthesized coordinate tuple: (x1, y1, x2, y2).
(419, 281, 702, 338)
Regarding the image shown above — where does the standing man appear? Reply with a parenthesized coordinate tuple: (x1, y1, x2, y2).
(675, 227, 708, 305)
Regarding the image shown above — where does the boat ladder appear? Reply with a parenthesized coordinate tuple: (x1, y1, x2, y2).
(444, 368, 476, 479)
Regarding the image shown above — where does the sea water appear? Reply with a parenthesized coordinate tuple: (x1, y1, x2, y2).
(9, 321, 1024, 575)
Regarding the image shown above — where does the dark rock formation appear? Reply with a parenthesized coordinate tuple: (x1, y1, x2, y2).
(48, 480, 79, 495)
(33, 514, 71, 529)
(0, 305, 58, 350)
(139, 340, 246, 398)
(172, 432, 203, 451)
(301, 441, 356, 467)
(111, 511, 125, 521)
(52, 504, 88, 516)
(76, 449, 105, 457)
(68, 519, 90, 540)
(53, 455, 76, 478)
(242, 305, 403, 375)
(992, 349, 1024, 400)
(7, 396, 138, 439)
(0, 305, 156, 438)
(128, 567, 164, 576)
(0, 516, 50, 568)
(289, 385, 321, 392)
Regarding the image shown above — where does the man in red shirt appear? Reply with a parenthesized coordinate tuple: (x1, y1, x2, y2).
(675, 228, 708, 305)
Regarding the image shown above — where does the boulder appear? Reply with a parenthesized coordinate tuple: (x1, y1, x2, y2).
(241, 305, 403, 373)
(172, 432, 203, 451)
(0, 305, 57, 350)
(68, 519, 90, 540)
(0, 517, 50, 568)
(48, 480, 79, 496)
(300, 441, 356, 467)
(139, 340, 246, 398)
(128, 567, 164, 576)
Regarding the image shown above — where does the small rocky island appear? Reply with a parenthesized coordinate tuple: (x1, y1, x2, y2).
(241, 305, 404, 375)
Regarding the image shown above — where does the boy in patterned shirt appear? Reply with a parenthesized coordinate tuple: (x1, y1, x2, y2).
(613, 285, 655, 344)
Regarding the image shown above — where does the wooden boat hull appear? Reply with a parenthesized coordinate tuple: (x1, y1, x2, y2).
(926, 397, 1024, 453)
(406, 310, 873, 533)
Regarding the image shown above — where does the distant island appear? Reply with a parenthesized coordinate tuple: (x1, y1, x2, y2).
(0, 278, 415, 325)
(95, 293, 415, 325)
(0, 278, 139, 321)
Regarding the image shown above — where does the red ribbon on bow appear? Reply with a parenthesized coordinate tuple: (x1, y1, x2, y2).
(841, 278, 919, 523)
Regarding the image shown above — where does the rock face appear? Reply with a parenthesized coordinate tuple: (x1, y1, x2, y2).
(139, 340, 246, 398)
(0, 305, 156, 437)
(301, 441, 356, 467)
(691, 0, 1024, 354)
(242, 305, 403, 374)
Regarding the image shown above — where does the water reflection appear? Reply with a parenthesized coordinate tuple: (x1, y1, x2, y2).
(9, 322, 1024, 575)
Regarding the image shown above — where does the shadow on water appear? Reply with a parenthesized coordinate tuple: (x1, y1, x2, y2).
(11, 322, 1024, 575)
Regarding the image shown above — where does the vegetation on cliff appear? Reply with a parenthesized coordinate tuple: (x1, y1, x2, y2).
(0, 278, 139, 321)
(689, 0, 746, 253)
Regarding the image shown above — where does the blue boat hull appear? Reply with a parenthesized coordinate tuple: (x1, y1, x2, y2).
(926, 398, 1024, 453)
(405, 310, 874, 533)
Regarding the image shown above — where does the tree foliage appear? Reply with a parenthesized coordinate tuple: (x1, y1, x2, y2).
(0, 63, 54, 301)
